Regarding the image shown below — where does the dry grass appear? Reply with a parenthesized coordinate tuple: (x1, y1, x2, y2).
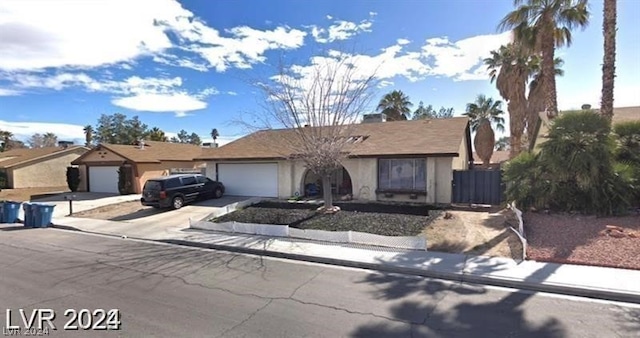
(0, 187, 69, 202)
(525, 212, 640, 270)
(423, 209, 523, 260)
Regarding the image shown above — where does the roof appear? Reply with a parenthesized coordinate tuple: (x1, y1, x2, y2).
(0, 146, 88, 169)
(72, 140, 205, 164)
(197, 117, 471, 160)
(473, 151, 510, 164)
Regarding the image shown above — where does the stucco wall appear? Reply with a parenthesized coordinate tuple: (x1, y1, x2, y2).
(207, 157, 455, 204)
(135, 161, 204, 193)
(80, 148, 126, 162)
(11, 151, 86, 188)
(77, 164, 88, 191)
(452, 137, 470, 170)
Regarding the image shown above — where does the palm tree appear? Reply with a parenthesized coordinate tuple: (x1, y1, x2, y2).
(83, 125, 93, 147)
(464, 95, 506, 168)
(601, 0, 617, 121)
(377, 90, 413, 121)
(210, 128, 219, 145)
(147, 127, 168, 142)
(485, 42, 565, 156)
(499, 0, 590, 118)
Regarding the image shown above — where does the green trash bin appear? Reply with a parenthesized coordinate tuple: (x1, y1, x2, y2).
(33, 204, 56, 228)
(2, 201, 21, 224)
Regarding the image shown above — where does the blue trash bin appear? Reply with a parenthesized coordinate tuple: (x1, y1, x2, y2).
(2, 201, 21, 224)
(33, 204, 55, 228)
(0, 202, 4, 223)
(22, 203, 34, 227)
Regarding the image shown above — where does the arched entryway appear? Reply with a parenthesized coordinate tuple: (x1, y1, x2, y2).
(302, 167, 353, 197)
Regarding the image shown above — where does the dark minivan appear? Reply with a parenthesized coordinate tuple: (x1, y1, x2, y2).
(141, 174, 225, 209)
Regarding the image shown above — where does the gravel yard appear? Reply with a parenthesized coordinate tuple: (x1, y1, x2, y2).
(525, 212, 640, 270)
(213, 203, 438, 237)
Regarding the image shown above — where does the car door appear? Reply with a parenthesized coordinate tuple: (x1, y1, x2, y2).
(180, 175, 199, 202)
(196, 175, 213, 198)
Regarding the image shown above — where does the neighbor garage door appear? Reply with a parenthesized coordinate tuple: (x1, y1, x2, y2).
(217, 163, 278, 197)
(89, 166, 120, 193)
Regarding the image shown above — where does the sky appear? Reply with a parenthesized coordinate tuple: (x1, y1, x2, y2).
(0, 0, 639, 146)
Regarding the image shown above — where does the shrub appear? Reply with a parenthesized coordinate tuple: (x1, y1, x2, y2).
(66, 166, 80, 192)
(504, 111, 635, 215)
(117, 165, 134, 195)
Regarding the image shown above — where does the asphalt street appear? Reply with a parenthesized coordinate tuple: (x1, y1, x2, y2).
(0, 227, 638, 338)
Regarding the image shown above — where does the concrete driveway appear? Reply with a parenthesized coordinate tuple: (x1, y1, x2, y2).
(54, 195, 257, 239)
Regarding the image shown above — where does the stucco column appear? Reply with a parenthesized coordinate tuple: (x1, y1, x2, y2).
(426, 158, 436, 204)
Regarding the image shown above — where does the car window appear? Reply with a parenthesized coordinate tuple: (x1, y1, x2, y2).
(181, 176, 197, 185)
(144, 181, 161, 190)
(164, 178, 181, 189)
(196, 176, 208, 184)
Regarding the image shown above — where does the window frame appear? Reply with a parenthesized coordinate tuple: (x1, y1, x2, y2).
(376, 158, 427, 194)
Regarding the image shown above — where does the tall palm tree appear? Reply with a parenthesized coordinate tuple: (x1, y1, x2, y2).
(147, 127, 168, 142)
(464, 95, 506, 168)
(601, 0, 617, 121)
(499, 0, 590, 118)
(376, 90, 413, 121)
(83, 125, 93, 147)
(210, 128, 219, 144)
(525, 54, 565, 145)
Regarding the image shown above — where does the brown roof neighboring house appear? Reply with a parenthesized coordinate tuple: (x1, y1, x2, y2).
(72, 140, 205, 164)
(0, 146, 89, 169)
(532, 105, 640, 151)
(473, 151, 510, 165)
(197, 117, 472, 161)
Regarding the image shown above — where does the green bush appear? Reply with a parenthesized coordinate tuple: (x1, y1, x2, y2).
(503, 111, 636, 215)
(66, 166, 80, 192)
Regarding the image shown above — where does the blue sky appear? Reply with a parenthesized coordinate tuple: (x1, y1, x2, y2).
(1, 0, 639, 145)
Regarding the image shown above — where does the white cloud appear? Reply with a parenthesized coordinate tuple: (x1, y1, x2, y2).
(174, 111, 194, 118)
(326, 15, 333, 20)
(396, 38, 411, 45)
(0, 88, 21, 96)
(0, 120, 84, 142)
(0, 0, 307, 72)
(421, 31, 512, 81)
(377, 80, 394, 88)
(112, 93, 207, 113)
(227, 91, 238, 96)
(310, 14, 375, 44)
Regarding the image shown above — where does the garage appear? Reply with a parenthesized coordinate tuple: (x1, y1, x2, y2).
(88, 166, 120, 193)
(217, 163, 278, 197)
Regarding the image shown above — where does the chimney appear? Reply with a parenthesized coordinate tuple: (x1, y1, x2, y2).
(139, 140, 145, 150)
(202, 142, 213, 148)
(361, 113, 387, 124)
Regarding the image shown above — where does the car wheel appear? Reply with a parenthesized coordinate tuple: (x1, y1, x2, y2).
(214, 188, 223, 199)
(172, 196, 184, 209)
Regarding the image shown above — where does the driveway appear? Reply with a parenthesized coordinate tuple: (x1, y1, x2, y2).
(29, 192, 142, 218)
(54, 196, 257, 239)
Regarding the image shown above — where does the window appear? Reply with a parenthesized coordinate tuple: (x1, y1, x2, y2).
(164, 178, 181, 189)
(181, 176, 197, 186)
(196, 176, 208, 184)
(378, 159, 426, 191)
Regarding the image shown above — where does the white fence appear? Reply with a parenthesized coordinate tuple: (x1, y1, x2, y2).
(190, 219, 427, 251)
(507, 202, 527, 260)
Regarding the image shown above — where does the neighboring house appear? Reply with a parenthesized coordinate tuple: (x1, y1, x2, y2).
(0, 145, 89, 188)
(531, 106, 640, 152)
(196, 117, 472, 204)
(71, 141, 205, 194)
(472, 151, 510, 169)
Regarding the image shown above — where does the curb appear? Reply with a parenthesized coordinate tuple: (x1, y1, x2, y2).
(48, 225, 640, 305)
(158, 238, 640, 305)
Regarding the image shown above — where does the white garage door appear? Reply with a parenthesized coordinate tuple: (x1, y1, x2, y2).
(89, 166, 120, 193)
(218, 163, 278, 197)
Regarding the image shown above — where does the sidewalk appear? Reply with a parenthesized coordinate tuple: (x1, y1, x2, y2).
(47, 216, 640, 304)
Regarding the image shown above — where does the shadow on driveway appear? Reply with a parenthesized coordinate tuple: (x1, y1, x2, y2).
(32, 192, 120, 202)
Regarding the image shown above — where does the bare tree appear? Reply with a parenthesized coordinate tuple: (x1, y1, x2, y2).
(248, 54, 378, 210)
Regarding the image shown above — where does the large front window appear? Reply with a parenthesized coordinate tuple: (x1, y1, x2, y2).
(378, 159, 426, 191)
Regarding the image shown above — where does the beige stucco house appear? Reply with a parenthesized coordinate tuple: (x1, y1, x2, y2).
(196, 117, 472, 205)
(71, 140, 206, 194)
(0, 145, 89, 188)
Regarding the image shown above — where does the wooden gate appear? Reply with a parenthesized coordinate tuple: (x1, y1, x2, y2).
(451, 169, 504, 205)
